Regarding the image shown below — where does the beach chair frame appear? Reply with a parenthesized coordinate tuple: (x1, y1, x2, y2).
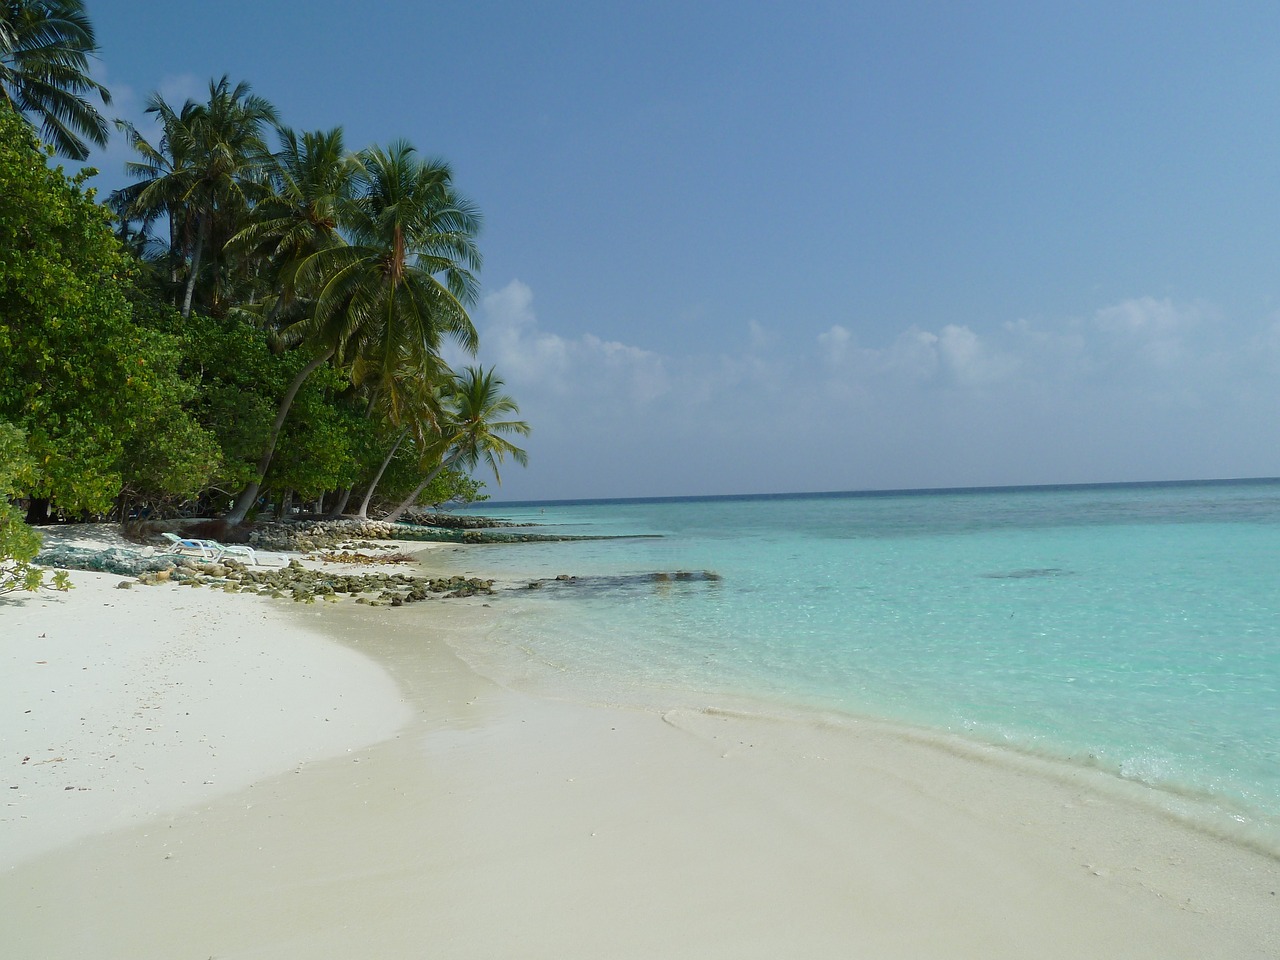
(159, 532, 258, 565)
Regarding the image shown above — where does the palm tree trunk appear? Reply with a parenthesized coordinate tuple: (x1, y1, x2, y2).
(381, 468, 441, 524)
(382, 453, 457, 523)
(224, 347, 336, 525)
(356, 427, 409, 519)
(325, 488, 353, 518)
(168, 208, 179, 285)
(181, 221, 204, 319)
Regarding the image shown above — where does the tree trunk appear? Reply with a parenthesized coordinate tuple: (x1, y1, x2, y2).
(181, 220, 204, 319)
(326, 488, 353, 518)
(356, 427, 409, 519)
(168, 208, 179, 285)
(277, 489, 293, 520)
(382, 458, 456, 524)
(224, 347, 336, 525)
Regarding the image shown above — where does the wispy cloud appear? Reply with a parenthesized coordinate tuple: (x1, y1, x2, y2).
(465, 283, 1280, 499)
(476, 280, 670, 405)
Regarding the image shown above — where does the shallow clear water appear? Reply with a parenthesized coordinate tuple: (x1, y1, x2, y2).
(445, 481, 1280, 841)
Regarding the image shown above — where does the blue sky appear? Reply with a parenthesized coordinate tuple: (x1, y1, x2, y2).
(81, 1, 1280, 500)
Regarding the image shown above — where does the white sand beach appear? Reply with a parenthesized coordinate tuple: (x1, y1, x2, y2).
(2, 551, 1278, 958)
(0, 571, 411, 868)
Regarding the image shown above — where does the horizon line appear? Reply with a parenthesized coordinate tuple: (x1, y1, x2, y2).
(473, 474, 1280, 509)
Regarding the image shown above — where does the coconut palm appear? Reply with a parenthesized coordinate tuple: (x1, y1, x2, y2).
(228, 125, 354, 307)
(222, 141, 483, 525)
(112, 96, 200, 289)
(116, 76, 277, 317)
(0, 0, 109, 160)
(299, 142, 480, 365)
(383, 366, 529, 523)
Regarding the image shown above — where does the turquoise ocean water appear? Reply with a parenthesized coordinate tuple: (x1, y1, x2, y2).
(443, 480, 1280, 847)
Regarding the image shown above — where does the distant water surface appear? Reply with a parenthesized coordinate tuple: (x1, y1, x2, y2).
(434, 481, 1280, 847)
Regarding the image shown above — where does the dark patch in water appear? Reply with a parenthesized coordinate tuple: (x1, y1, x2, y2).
(980, 567, 1072, 580)
(525, 570, 723, 597)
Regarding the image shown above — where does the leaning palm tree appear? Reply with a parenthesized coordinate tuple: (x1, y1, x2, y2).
(224, 126, 361, 516)
(350, 349, 452, 519)
(222, 141, 483, 525)
(0, 0, 109, 159)
(383, 366, 529, 523)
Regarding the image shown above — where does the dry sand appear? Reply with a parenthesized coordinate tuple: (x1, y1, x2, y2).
(2, 547, 1278, 958)
(0, 572, 411, 867)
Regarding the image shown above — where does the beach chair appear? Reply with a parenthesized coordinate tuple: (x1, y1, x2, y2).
(159, 532, 259, 565)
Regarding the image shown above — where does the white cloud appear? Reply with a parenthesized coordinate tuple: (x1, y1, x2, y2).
(747, 319, 772, 352)
(818, 324, 852, 364)
(156, 73, 204, 108)
(816, 322, 1014, 388)
(1094, 296, 1190, 337)
(936, 323, 1018, 387)
(885, 328, 940, 381)
(1092, 296, 1206, 369)
(462, 283, 1280, 501)
(477, 280, 669, 404)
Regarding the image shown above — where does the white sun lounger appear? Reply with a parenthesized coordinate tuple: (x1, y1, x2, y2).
(160, 532, 258, 565)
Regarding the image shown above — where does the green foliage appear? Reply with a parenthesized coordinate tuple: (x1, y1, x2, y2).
(419, 470, 488, 508)
(0, 101, 214, 516)
(180, 311, 285, 497)
(0, 422, 69, 593)
(178, 314, 382, 509)
(371, 447, 487, 514)
(0, 67, 528, 524)
(266, 367, 369, 500)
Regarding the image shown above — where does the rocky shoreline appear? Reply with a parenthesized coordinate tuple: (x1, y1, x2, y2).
(132, 557, 495, 605)
(31, 517, 685, 609)
(246, 518, 648, 550)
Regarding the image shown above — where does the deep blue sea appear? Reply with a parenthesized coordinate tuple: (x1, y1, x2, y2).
(445, 480, 1280, 847)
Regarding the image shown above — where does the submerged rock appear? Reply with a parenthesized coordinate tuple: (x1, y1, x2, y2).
(527, 570, 725, 594)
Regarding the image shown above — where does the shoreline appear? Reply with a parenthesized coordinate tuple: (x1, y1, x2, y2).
(426, 578, 1280, 859)
(2, 545, 1278, 957)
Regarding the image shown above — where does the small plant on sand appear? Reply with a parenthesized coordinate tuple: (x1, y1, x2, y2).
(0, 423, 70, 594)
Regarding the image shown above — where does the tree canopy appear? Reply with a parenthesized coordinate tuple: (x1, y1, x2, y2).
(0, 0, 109, 159)
(1, 3, 529, 526)
(0, 101, 219, 518)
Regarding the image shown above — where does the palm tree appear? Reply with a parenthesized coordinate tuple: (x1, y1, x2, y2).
(116, 76, 277, 317)
(228, 125, 353, 306)
(297, 141, 481, 369)
(112, 96, 200, 289)
(0, 0, 109, 160)
(225, 126, 359, 516)
(383, 366, 529, 523)
(222, 141, 483, 525)
(350, 349, 451, 519)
